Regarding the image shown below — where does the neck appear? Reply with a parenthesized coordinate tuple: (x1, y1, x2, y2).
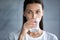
(28, 29, 43, 38)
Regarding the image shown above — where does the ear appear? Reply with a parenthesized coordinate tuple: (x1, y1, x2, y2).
(42, 10, 44, 16)
(23, 13, 25, 17)
(23, 12, 26, 17)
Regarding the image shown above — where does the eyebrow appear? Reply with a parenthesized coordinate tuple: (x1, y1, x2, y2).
(26, 9, 41, 11)
(25, 9, 32, 11)
(36, 9, 41, 11)
(25, 9, 33, 13)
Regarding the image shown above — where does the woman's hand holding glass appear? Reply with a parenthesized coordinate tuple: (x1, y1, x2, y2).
(22, 19, 36, 33)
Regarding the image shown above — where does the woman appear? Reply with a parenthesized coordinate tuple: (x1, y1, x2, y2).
(9, 0, 58, 40)
(18, 0, 58, 40)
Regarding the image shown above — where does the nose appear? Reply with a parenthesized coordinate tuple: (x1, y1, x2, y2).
(32, 13, 36, 19)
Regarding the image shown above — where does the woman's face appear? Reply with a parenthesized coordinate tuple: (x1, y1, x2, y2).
(24, 3, 43, 21)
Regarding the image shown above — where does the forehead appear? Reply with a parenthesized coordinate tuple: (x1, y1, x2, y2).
(26, 3, 42, 11)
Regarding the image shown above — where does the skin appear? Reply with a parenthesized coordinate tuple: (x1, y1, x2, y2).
(18, 3, 44, 40)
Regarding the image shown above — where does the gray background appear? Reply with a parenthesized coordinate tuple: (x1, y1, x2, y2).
(0, 0, 60, 40)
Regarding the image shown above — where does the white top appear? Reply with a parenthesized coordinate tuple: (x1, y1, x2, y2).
(8, 31, 58, 40)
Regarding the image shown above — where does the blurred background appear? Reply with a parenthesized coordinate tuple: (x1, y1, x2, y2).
(0, 0, 60, 40)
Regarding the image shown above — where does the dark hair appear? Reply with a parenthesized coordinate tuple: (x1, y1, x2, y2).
(23, 0, 44, 30)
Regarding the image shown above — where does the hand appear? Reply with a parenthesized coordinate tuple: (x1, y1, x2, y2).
(22, 19, 36, 33)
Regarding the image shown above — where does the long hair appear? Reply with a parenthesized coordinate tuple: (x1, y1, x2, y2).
(23, 0, 44, 30)
(18, 0, 44, 40)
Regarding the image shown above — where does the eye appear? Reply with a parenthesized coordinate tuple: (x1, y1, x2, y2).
(36, 10, 40, 14)
(27, 10, 33, 14)
(27, 11, 31, 14)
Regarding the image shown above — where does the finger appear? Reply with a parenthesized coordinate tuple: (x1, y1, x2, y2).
(29, 24, 36, 28)
(28, 19, 36, 23)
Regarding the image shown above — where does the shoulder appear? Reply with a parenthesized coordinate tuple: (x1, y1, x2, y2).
(8, 31, 20, 40)
(43, 31, 58, 40)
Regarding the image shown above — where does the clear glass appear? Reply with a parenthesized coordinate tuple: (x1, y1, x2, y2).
(29, 18, 40, 32)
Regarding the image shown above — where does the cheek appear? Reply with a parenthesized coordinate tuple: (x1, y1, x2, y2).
(26, 15, 32, 20)
(37, 14, 43, 21)
(37, 14, 42, 18)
